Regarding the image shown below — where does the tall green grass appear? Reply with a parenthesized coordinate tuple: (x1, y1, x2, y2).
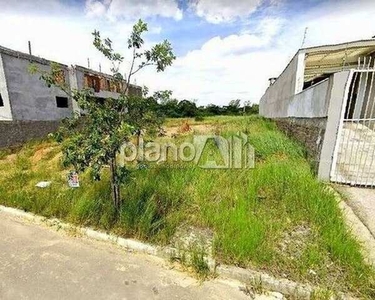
(0, 116, 373, 297)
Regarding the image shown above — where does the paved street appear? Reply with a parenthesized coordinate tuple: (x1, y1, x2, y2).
(0, 211, 263, 300)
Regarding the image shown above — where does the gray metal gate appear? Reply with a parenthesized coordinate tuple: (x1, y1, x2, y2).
(331, 58, 375, 186)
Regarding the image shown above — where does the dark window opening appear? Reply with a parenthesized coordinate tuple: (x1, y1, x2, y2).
(56, 96, 69, 108)
(303, 74, 330, 90)
(0, 93, 3, 107)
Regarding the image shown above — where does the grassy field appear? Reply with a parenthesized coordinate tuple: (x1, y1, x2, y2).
(0, 115, 374, 298)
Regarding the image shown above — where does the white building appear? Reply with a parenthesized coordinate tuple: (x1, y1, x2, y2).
(259, 39, 375, 186)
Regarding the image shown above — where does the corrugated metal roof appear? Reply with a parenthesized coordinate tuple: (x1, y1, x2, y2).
(302, 39, 375, 82)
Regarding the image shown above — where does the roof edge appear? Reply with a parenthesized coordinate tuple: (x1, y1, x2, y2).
(300, 39, 375, 54)
(0, 45, 68, 68)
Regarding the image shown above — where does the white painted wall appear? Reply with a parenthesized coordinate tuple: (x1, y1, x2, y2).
(260, 76, 332, 119)
(288, 79, 331, 118)
(259, 52, 306, 118)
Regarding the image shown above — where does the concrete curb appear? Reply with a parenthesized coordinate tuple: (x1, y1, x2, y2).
(0, 205, 356, 299)
(329, 187, 375, 267)
(217, 265, 312, 298)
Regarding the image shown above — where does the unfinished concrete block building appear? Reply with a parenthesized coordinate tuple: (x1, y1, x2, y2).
(0, 46, 73, 121)
(260, 39, 375, 186)
(0, 45, 141, 147)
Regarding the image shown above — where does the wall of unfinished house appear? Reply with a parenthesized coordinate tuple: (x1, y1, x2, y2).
(0, 54, 72, 148)
(2, 54, 72, 121)
(0, 120, 61, 148)
(0, 54, 12, 121)
(70, 67, 142, 101)
(71, 68, 123, 100)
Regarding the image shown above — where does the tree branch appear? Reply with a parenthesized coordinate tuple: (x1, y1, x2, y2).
(124, 47, 137, 96)
(130, 63, 155, 76)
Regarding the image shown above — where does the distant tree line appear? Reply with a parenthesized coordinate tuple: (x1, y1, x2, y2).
(142, 89, 259, 118)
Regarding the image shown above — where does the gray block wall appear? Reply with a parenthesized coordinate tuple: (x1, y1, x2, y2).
(0, 120, 60, 148)
(0, 54, 12, 120)
(2, 53, 73, 121)
(274, 117, 327, 173)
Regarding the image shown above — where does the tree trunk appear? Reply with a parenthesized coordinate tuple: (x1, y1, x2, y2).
(109, 156, 121, 210)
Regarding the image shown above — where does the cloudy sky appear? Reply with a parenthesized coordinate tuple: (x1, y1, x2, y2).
(0, 0, 374, 105)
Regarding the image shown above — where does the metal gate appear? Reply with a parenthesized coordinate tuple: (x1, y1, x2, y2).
(331, 59, 375, 186)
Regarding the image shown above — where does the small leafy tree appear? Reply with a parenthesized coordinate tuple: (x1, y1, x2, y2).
(243, 100, 252, 115)
(33, 20, 175, 209)
(226, 99, 241, 115)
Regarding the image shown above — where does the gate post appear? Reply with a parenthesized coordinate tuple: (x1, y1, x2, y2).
(318, 71, 352, 181)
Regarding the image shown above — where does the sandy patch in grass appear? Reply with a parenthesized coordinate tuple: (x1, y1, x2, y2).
(163, 124, 215, 138)
(30, 147, 55, 164)
(0, 153, 16, 164)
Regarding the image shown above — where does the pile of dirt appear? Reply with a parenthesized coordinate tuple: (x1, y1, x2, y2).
(178, 121, 191, 134)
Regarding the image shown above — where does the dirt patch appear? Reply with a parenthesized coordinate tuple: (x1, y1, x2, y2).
(30, 146, 56, 165)
(0, 153, 17, 164)
(163, 124, 215, 138)
(191, 124, 216, 134)
(50, 152, 63, 164)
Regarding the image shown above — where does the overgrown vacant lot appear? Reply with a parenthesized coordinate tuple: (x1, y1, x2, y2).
(0, 116, 374, 298)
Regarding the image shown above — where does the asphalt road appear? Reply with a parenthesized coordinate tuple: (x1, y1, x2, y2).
(0, 211, 259, 300)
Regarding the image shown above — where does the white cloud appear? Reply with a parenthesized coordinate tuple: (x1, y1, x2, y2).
(1, 0, 375, 107)
(191, 0, 262, 24)
(136, 0, 375, 106)
(0, 11, 135, 78)
(297, 0, 375, 48)
(85, 0, 183, 21)
(0, 0, 72, 15)
(136, 18, 285, 105)
(85, 0, 109, 18)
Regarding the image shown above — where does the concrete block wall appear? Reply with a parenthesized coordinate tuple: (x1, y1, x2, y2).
(0, 120, 60, 148)
(288, 78, 332, 118)
(318, 71, 352, 180)
(70, 67, 122, 100)
(274, 118, 327, 173)
(2, 54, 73, 121)
(0, 54, 12, 120)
